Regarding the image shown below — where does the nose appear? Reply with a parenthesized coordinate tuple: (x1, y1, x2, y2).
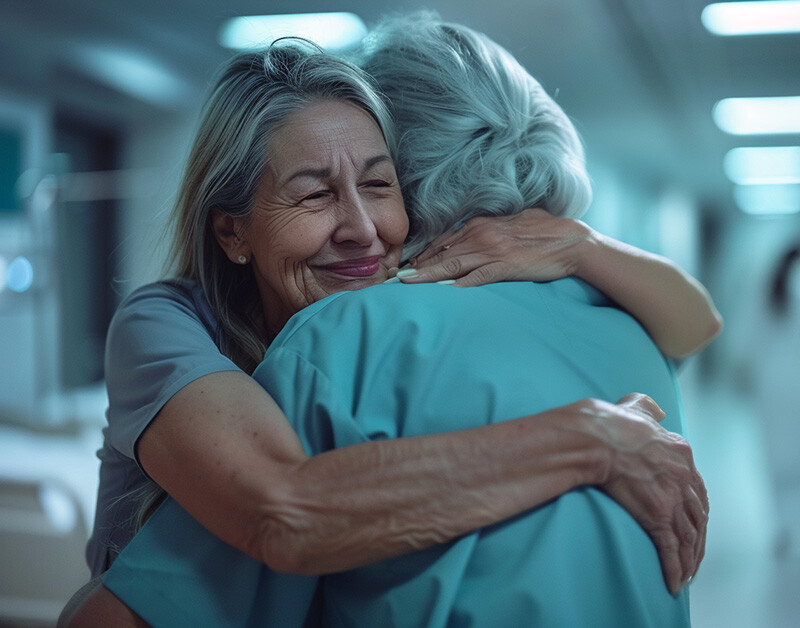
(332, 193, 379, 247)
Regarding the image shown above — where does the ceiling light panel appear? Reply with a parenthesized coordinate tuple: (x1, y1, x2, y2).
(713, 97, 800, 135)
(724, 146, 800, 185)
(734, 183, 800, 215)
(219, 13, 367, 51)
(702, 1, 800, 36)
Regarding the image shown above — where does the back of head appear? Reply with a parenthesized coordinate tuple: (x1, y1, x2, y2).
(357, 13, 592, 257)
(170, 41, 394, 370)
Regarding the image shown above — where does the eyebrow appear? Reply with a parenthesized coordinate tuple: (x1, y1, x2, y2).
(281, 154, 394, 186)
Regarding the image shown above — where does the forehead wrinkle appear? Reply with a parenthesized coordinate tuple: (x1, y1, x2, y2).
(266, 102, 393, 188)
(290, 153, 392, 180)
(277, 153, 393, 190)
(363, 154, 394, 172)
(281, 166, 331, 186)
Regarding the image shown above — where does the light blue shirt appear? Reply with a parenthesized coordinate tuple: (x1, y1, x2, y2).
(105, 280, 690, 627)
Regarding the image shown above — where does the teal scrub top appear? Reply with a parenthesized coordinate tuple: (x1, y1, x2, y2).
(104, 280, 691, 627)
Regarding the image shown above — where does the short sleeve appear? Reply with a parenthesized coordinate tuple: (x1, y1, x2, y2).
(104, 281, 241, 461)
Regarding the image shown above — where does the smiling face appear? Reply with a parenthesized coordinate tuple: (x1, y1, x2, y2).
(215, 99, 409, 336)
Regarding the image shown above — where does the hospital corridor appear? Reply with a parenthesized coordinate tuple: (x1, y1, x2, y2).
(1, 0, 799, 626)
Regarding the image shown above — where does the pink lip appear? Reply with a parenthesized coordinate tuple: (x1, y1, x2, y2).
(321, 256, 382, 277)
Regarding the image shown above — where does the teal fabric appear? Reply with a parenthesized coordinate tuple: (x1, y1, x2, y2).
(105, 279, 691, 627)
(104, 499, 316, 627)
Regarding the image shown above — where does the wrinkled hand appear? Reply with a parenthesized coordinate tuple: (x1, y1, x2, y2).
(403, 208, 593, 286)
(589, 393, 708, 595)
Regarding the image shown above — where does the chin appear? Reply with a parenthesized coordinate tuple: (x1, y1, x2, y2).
(326, 276, 387, 296)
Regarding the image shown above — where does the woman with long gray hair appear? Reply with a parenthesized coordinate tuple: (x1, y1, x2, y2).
(61, 17, 718, 627)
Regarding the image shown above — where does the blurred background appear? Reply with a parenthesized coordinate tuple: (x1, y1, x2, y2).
(0, 0, 798, 625)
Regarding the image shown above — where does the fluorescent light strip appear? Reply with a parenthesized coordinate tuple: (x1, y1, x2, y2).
(74, 46, 192, 108)
(734, 184, 800, 215)
(713, 97, 800, 135)
(219, 13, 367, 51)
(724, 146, 800, 185)
(702, 1, 800, 36)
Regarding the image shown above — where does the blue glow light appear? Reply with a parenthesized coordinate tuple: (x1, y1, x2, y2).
(40, 483, 78, 533)
(74, 46, 192, 108)
(713, 97, 800, 135)
(734, 184, 800, 215)
(724, 147, 800, 185)
(219, 13, 367, 51)
(7, 256, 34, 292)
(702, 1, 800, 36)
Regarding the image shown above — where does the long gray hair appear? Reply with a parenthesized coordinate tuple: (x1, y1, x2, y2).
(133, 42, 398, 531)
(356, 13, 592, 258)
(167, 41, 396, 372)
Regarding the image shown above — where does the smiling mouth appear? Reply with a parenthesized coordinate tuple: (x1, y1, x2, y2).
(322, 256, 382, 277)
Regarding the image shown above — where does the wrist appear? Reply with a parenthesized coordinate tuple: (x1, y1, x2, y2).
(574, 401, 615, 486)
(531, 399, 612, 488)
(568, 221, 602, 281)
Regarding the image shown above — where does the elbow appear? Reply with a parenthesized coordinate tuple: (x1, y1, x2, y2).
(240, 519, 320, 576)
(236, 486, 328, 576)
(707, 308, 724, 343)
(694, 306, 724, 354)
(260, 547, 314, 576)
(256, 530, 321, 576)
(695, 296, 725, 353)
(664, 308, 724, 359)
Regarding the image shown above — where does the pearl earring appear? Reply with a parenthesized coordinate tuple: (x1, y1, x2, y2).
(237, 255, 247, 264)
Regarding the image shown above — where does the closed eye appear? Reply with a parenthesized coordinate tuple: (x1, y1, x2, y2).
(302, 190, 330, 201)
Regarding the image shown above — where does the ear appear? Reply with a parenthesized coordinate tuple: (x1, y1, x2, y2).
(211, 210, 250, 263)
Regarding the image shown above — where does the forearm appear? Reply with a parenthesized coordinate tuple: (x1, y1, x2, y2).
(574, 232, 722, 358)
(140, 373, 705, 593)
(406, 209, 722, 357)
(139, 373, 605, 575)
(253, 405, 604, 574)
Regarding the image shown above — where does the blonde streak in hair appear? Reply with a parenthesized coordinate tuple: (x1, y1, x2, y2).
(134, 482, 167, 530)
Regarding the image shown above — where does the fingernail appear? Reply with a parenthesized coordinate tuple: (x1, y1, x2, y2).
(396, 268, 419, 279)
(437, 279, 456, 285)
(383, 277, 400, 284)
(674, 576, 692, 594)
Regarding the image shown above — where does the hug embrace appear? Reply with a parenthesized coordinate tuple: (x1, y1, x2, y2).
(62, 11, 719, 628)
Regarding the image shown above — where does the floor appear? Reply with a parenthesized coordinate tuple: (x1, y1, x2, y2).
(0, 372, 798, 626)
